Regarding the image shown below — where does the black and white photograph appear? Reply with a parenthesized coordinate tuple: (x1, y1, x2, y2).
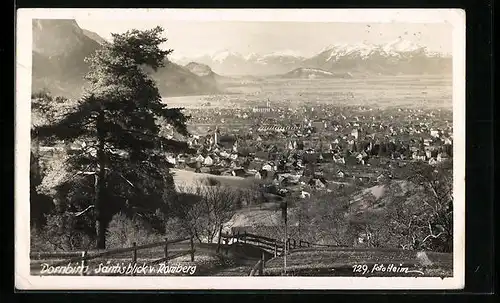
(15, 9, 465, 290)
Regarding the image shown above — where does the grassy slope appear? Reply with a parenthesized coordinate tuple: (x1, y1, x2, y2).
(263, 247, 453, 276)
(171, 169, 252, 190)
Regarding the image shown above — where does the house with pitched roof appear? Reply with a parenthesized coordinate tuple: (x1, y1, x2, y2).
(203, 155, 214, 166)
(437, 152, 450, 162)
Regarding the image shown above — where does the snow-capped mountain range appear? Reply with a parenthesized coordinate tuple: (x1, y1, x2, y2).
(171, 49, 307, 76)
(171, 39, 452, 76)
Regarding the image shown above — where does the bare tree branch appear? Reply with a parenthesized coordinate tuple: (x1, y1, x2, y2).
(69, 205, 96, 217)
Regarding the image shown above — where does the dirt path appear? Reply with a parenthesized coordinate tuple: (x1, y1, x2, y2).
(193, 251, 259, 276)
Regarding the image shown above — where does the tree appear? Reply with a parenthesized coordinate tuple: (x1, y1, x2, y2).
(30, 91, 71, 228)
(33, 27, 191, 249)
(378, 143, 387, 157)
(373, 160, 453, 252)
(405, 160, 453, 252)
(30, 149, 54, 228)
(293, 186, 357, 245)
(172, 182, 241, 243)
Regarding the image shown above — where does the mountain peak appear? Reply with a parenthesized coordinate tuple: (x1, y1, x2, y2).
(184, 62, 215, 77)
(321, 39, 436, 58)
(211, 49, 243, 63)
(33, 19, 81, 31)
(261, 50, 305, 58)
(33, 19, 99, 57)
(82, 29, 108, 45)
(382, 38, 425, 53)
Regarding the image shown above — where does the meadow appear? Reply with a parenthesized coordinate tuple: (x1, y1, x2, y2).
(171, 169, 254, 192)
(263, 247, 453, 277)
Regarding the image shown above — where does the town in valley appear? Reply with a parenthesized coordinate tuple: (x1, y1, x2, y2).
(28, 18, 455, 277)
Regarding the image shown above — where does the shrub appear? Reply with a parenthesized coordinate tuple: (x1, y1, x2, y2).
(164, 217, 190, 240)
(170, 185, 241, 243)
(31, 212, 95, 252)
(106, 212, 164, 248)
(201, 177, 221, 187)
(31, 226, 55, 252)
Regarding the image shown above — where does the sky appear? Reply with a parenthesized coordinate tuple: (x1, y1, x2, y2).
(75, 19, 453, 59)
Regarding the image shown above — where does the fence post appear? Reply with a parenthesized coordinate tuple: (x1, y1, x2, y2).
(190, 235, 195, 262)
(259, 253, 264, 276)
(81, 251, 87, 276)
(258, 252, 264, 275)
(293, 239, 296, 249)
(132, 242, 137, 276)
(216, 225, 223, 253)
(164, 237, 168, 264)
(274, 240, 277, 257)
(243, 232, 247, 244)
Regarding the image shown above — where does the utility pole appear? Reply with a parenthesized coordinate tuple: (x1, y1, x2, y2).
(280, 201, 288, 275)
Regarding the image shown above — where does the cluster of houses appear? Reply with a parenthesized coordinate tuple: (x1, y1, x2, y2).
(187, 103, 452, 165)
(162, 103, 452, 200)
(162, 114, 451, 200)
(34, 102, 452, 202)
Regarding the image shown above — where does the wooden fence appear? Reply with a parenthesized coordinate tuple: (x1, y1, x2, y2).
(249, 252, 266, 276)
(217, 229, 351, 276)
(30, 236, 196, 276)
(31, 228, 351, 277)
(218, 231, 326, 257)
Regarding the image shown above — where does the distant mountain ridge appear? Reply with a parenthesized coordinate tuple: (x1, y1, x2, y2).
(31, 19, 219, 99)
(279, 67, 353, 79)
(82, 29, 108, 45)
(172, 40, 452, 76)
(185, 62, 215, 77)
(173, 49, 307, 76)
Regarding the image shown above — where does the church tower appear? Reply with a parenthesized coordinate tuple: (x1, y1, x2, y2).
(213, 126, 219, 146)
(232, 140, 238, 153)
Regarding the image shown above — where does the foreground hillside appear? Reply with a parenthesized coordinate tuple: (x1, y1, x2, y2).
(263, 247, 453, 276)
(31, 19, 220, 98)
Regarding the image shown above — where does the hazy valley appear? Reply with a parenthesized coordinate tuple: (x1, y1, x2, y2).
(29, 19, 454, 277)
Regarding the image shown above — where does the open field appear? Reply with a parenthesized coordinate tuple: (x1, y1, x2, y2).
(223, 202, 282, 232)
(171, 169, 284, 232)
(163, 75, 452, 110)
(171, 169, 252, 190)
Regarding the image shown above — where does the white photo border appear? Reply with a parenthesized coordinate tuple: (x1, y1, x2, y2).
(15, 8, 466, 290)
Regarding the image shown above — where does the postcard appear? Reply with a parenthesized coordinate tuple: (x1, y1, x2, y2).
(15, 8, 465, 290)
